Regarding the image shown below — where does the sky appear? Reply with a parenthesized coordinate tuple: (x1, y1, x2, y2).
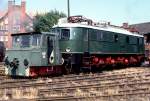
(0, 0, 150, 25)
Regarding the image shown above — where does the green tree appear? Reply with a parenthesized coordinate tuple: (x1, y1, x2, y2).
(33, 10, 66, 32)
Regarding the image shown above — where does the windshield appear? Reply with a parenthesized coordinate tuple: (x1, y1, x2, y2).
(21, 35, 30, 48)
(12, 34, 41, 48)
(61, 29, 70, 40)
(51, 27, 70, 40)
(13, 36, 20, 48)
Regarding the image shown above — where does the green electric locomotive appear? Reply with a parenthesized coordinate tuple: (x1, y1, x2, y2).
(53, 16, 144, 73)
(5, 16, 145, 77)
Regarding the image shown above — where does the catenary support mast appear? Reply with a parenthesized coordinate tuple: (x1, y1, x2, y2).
(67, 0, 70, 17)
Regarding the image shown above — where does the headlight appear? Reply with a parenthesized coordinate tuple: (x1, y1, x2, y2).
(66, 48, 71, 52)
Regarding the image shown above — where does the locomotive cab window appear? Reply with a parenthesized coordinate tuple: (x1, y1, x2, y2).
(21, 35, 30, 48)
(61, 29, 70, 40)
(13, 36, 20, 48)
(32, 35, 41, 47)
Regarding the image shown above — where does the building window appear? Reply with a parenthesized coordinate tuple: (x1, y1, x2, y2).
(13, 25, 21, 32)
(0, 26, 1, 30)
(5, 36, 8, 41)
(3, 36, 5, 41)
(4, 32, 8, 35)
(0, 36, 4, 41)
(1, 26, 3, 30)
(5, 18, 8, 24)
(0, 22, 3, 26)
(5, 25, 8, 30)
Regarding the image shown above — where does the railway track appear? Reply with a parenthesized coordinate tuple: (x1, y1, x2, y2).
(0, 67, 150, 101)
(0, 67, 149, 84)
(1, 68, 150, 89)
(2, 92, 150, 101)
(1, 72, 150, 90)
(36, 92, 150, 101)
(1, 80, 150, 101)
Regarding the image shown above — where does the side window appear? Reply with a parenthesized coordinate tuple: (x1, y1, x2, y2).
(114, 34, 118, 42)
(137, 38, 139, 45)
(61, 29, 70, 40)
(89, 29, 97, 41)
(126, 36, 129, 43)
(83, 28, 88, 41)
(97, 30, 103, 41)
(129, 36, 137, 44)
(32, 35, 41, 47)
(139, 38, 143, 45)
(106, 32, 113, 42)
(103, 31, 109, 41)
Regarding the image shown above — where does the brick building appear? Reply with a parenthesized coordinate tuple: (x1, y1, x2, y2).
(0, 0, 33, 49)
(130, 22, 150, 58)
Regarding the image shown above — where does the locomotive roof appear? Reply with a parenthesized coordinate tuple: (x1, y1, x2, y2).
(53, 23, 143, 37)
(11, 32, 56, 36)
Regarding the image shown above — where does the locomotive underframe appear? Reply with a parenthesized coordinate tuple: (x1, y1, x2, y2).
(5, 53, 145, 77)
(62, 52, 145, 73)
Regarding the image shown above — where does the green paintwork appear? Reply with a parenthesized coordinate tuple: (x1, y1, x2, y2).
(6, 32, 61, 76)
(5, 27, 144, 76)
(58, 27, 144, 54)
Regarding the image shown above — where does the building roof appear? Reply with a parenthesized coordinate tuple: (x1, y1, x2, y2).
(0, 10, 7, 19)
(0, 10, 33, 22)
(0, 12, 8, 21)
(130, 22, 150, 34)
